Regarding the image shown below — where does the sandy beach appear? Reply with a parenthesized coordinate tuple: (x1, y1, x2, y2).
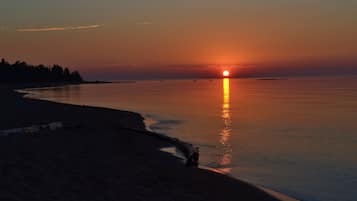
(0, 84, 281, 201)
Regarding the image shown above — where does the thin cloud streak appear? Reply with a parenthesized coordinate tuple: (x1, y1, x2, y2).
(16, 24, 102, 32)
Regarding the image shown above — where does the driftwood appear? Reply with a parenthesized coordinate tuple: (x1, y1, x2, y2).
(121, 127, 200, 167)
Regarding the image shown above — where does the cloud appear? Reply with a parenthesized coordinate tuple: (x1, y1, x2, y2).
(16, 24, 102, 32)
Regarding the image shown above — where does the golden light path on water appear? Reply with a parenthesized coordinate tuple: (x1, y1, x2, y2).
(219, 78, 233, 174)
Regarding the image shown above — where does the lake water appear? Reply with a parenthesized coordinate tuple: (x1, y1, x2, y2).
(24, 77, 357, 201)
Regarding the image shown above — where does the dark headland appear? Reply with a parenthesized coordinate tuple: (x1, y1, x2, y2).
(0, 59, 281, 201)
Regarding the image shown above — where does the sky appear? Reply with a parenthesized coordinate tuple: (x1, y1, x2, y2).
(1, 0, 357, 80)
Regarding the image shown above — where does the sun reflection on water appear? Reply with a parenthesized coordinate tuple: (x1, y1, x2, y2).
(219, 78, 233, 174)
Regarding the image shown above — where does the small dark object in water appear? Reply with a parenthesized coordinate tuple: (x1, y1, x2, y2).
(186, 147, 199, 167)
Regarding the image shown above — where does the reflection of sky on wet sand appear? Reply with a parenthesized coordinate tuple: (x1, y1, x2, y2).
(219, 78, 232, 174)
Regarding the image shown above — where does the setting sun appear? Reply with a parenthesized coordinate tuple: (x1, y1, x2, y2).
(223, 70, 230, 77)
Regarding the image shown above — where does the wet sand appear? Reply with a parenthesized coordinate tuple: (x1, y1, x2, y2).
(0, 85, 280, 201)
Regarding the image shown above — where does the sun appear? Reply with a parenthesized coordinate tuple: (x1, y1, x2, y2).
(223, 70, 230, 77)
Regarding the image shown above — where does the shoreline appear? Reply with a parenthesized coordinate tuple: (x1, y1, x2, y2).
(16, 87, 300, 201)
(17, 86, 201, 166)
(1, 84, 284, 200)
(17, 84, 301, 201)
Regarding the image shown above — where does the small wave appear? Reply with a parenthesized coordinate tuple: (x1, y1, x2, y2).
(143, 114, 182, 132)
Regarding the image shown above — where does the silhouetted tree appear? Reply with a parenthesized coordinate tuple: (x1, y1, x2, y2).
(0, 58, 84, 83)
(1, 58, 8, 65)
(64, 68, 70, 80)
(70, 71, 83, 82)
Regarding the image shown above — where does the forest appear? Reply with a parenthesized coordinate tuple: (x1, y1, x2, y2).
(0, 58, 83, 83)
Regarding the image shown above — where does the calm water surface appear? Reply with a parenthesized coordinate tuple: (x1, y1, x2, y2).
(25, 77, 357, 201)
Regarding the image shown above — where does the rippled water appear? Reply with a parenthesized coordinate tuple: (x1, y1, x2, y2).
(24, 77, 357, 201)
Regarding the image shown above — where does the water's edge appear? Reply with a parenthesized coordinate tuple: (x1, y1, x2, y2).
(17, 87, 300, 201)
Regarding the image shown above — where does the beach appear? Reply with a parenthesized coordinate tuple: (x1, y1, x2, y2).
(0, 85, 280, 201)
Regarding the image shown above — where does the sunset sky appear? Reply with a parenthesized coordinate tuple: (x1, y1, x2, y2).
(1, 0, 357, 79)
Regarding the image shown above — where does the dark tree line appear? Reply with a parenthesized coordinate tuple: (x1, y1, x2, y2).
(0, 58, 83, 83)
